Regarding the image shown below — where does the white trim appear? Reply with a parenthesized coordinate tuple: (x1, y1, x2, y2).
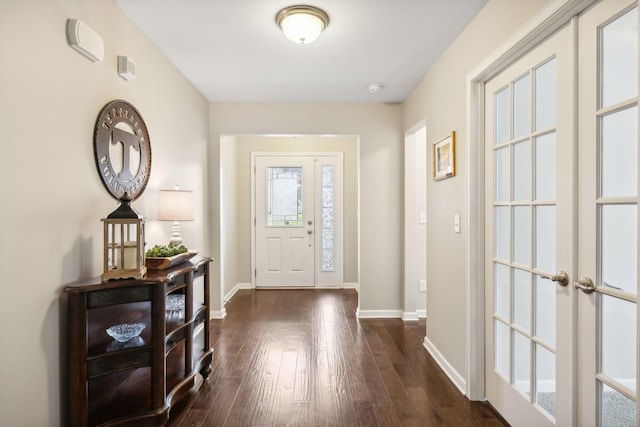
(464, 0, 597, 401)
(313, 284, 343, 289)
(224, 283, 253, 303)
(424, 336, 466, 395)
(343, 282, 359, 291)
(357, 309, 403, 319)
(403, 312, 419, 321)
(402, 310, 426, 321)
(210, 308, 227, 319)
(403, 123, 428, 328)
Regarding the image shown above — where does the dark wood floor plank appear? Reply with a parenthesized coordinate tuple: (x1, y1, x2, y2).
(270, 350, 298, 425)
(166, 289, 509, 426)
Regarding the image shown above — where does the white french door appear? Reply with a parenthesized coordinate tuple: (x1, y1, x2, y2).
(253, 153, 343, 288)
(483, 1, 640, 426)
(577, 1, 639, 425)
(484, 22, 575, 427)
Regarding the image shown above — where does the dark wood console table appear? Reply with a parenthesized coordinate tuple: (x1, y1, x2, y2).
(65, 256, 213, 426)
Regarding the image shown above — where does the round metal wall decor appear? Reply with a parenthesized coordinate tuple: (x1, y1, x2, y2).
(94, 100, 152, 200)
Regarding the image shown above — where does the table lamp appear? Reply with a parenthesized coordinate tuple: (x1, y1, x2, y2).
(157, 186, 194, 246)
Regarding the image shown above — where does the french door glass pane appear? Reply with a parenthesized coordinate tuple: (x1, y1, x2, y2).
(535, 58, 557, 130)
(495, 147, 510, 201)
(535, 276, 556, 347)
(267, 167, 303, 227)
(535, 206, 556, 273)
(496, 87, 510, 145)
(600, 382, 637, 427)
(514, 330, 531, 396)
(513, 269, 531, 332)
(495, 320, 510, 379)
(600, 107, 638, 197)
(513, 140, 531, 201)
(601, 107, 638, 198)
(601, 294, 637, 393)
(514, 206, 531, 266)
(535, 133, 556, 201)
(601, 204, 637, 295)
(495, 206, 510, 261)
(535, 344, 556, 418)
(514, 74, 531, 138)
(495, 263, 510, 319)
(601, 7, 638, 108)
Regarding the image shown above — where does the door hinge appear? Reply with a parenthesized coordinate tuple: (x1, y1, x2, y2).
(255, 268, 257, 278)
(254, 217, 256, 226)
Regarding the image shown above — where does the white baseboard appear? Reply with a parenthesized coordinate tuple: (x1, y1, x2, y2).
(417, 309, 426, 318)
(224, 283, 252, 303)
(344, 282, 359, 292)
(357, 309, 403, 319)
(403, 312, 419, 321)
(423, 336, 466, 395)
(210, 308, 227, 319)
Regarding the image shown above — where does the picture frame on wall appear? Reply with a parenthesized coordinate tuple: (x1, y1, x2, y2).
(433, 131, 456, 181)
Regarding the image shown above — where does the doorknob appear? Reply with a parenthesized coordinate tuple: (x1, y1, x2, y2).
(573, 277, 596, 294)
(307, 229, 313, 235)
(538, 271, 569, 286)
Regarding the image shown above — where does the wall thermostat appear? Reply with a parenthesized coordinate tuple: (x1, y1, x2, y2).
(118, 56, 136, 81)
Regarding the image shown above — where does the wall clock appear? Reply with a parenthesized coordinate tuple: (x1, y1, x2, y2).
(94, 100, 152, 200)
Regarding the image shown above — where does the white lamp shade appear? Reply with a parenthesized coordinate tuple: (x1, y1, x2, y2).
(276, 5, 329, 45)
(157, 190, 195, 221)
(281, 13, 324, 44)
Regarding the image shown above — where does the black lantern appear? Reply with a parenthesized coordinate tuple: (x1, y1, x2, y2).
(102, 193, 146, 280)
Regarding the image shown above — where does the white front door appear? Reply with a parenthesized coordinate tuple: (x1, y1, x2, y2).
(254, 153, 343, 288)
(484, 21, 575, 426)
(577, 1, 639, 425)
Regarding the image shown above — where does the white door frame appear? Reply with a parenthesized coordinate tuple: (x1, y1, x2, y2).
(465, 0, 598, 400)
(404, 122, 428, 321)
(251, 151, 344, 288)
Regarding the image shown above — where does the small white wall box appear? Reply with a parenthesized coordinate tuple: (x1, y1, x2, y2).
(118, 56, 136, 81)
(66, 19, 104, 62)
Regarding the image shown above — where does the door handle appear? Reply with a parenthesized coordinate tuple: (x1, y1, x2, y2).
(538, 271, 569, 286)
(573, 277, 596, 294)
(307, 229, 313, 235)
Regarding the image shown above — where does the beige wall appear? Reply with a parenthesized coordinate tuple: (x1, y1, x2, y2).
(0, 1, 209, 425)
(221, 135, 359, 296)
(403, 0, 551, 380)
(0, 0, 558, 423)
(220, 136, 240, 303)
(209, 103, 403, 314)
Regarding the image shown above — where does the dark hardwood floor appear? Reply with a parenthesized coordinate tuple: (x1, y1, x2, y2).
(168, 289, 508, 426)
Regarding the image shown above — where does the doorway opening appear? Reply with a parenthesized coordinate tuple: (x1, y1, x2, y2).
(404, 124, 428, 320)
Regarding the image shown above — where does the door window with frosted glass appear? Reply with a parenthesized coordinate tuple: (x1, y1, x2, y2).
(266, 167, 303, 227)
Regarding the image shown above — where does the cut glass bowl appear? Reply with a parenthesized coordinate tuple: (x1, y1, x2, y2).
(106, 323, 146, 343)
(166, 294, 185, 312)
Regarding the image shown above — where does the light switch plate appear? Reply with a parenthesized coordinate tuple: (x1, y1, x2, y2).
(419, 211, 427, 224)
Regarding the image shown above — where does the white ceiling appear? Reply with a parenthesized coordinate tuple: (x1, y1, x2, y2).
(114, 0, 488, 103)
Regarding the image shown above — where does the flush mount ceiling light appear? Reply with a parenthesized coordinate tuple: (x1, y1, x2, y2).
(276, 5, 329, 44)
